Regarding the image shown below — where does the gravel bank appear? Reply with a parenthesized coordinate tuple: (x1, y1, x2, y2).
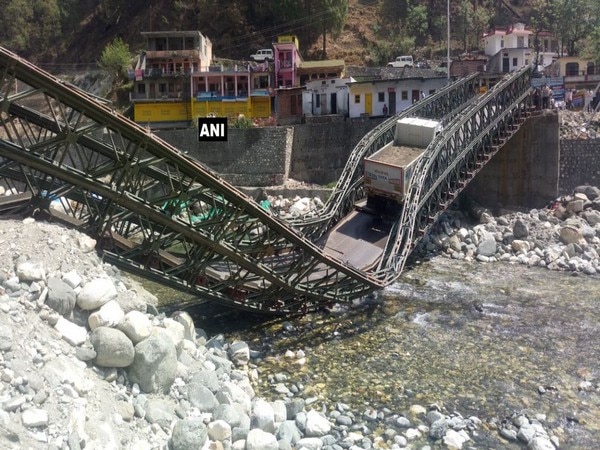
(1, 183, 598, 449)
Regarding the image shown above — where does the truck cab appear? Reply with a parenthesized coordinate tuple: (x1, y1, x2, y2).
(387, 55, 414, 68)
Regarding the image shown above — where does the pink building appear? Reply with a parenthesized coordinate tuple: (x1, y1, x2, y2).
(274, 35, 303, 88)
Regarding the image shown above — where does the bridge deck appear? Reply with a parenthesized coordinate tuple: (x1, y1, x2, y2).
(319, 208, 390, 269)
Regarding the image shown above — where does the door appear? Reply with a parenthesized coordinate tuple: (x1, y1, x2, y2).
(365, 93, 373, 115)
(411, 90, 420, 104)
(330, 93, 337, 114)
(502, 57, 509, 73)
(388, 91, 396, 115)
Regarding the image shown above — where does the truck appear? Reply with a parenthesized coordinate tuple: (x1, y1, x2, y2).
(387, 55, 414, 68)
(364, 117, 442, 213)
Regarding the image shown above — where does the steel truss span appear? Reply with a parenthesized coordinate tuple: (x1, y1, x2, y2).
(0, 47, 533, 314)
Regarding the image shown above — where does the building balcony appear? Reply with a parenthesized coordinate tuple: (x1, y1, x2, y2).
(128, 68, 194, 80)
(145, 49, 202, 60)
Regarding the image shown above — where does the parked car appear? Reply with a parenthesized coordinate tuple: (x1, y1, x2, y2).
(250, 49, 274, 62)
(387, 55, 414, 68)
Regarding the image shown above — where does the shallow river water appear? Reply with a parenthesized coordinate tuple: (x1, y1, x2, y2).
(155, 256, 600, 449)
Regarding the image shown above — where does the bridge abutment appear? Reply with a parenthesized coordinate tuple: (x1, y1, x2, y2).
(463, 110, 560, 209)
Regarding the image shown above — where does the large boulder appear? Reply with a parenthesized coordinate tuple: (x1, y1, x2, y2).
(170, 419, 208, 450)
(90, 327, 135, 368)
(77, 278, 118, 310)
(128, 330, 177, 394)
(46, 277, 77, 316)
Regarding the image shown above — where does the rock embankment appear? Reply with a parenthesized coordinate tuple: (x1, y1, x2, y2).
(418, 185, 600, 276)
(3, 183, 594, 449)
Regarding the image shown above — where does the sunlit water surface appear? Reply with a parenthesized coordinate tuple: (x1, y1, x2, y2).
(149, 257, 600, 448)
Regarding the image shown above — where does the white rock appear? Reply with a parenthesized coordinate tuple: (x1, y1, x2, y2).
(171, 311, 196, 341)
(161, 318, 185, 351)
(77, 234, 97, 253)
(443, 429, 470, 449)
(77, 278, 118, 310)
(305, 409, 331, 437)
(245, 428, 278, 450)
(252, 399, 275, 433)
(207, 419, 232, 441)
(22, 408, 48, 427)
(296, 437, 324, 450)
(271, 399, 287, 423)
(62, 270, 82, 289)
(117, 311, 152, 344)
(15, 261, 45, 282)
(88, 300, 125, 330)
(54, 317, 88, 346)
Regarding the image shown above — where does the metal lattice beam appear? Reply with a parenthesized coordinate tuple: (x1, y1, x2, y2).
(0, 46, 533, 314)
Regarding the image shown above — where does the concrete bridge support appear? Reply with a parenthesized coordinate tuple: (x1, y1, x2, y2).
(464, 110, 560, 209)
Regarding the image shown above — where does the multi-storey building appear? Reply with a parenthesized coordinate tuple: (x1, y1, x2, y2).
(482, 23, 560, 73)
(131, 31, 271, 129)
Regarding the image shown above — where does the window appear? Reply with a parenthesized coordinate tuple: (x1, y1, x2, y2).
(587, 62, 596, 75)
(378, 92, 385, 102)
(517, 36, 524, 48)
(500, 39, 504, 48)
(354, 94, 360, 104)
(428, 89, 435, 95)
(137, 84, 146, 95)
(512, 58, 518, 66)
(565, 62, 579, 76)
(316, 94, 320, 107)
(401, 91, 408, 100)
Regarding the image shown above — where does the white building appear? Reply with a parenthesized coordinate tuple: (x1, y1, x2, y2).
(302, 77, 353, 117)
(347, 75, 447, 118)
(482, 23, 560, 73)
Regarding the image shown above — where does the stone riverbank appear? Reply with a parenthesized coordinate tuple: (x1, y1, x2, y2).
(1, 185, 598, 449)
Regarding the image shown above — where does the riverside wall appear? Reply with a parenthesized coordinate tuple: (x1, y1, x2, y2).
(157, 112, 593, 208)
(156, 116, 386, 188)
(464, 110, 560, 209)
(559, 138, 600, 195)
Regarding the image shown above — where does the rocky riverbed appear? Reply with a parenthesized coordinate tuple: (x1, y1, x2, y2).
(0, 184, 599, 450)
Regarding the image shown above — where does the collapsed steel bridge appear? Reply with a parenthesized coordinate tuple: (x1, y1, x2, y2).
(0, 47, 533, 314)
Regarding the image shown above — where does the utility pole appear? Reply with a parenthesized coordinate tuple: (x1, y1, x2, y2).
(447, 0, 450, 84)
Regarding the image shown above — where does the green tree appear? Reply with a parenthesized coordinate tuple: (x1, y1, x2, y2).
(0, 0, 33, 55)
(98, 38, 132, 84)
(406, 4, 429, 46)
(455, 0, 492, 53)
(315, 0, 348, 57)
(547, 0, 595, 56)
(30, 0, 62, 59)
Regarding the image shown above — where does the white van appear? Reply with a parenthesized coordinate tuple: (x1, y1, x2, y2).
(387, 55, 414, 68)
(250, 49, 274, 62)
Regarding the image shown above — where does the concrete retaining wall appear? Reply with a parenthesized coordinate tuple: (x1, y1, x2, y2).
(559, 138, 600, 195)
(157, 113, 589, 209)
(464, 111, 560, 209)
(157, 117, 385, 187)
(157, 127, 293, 187)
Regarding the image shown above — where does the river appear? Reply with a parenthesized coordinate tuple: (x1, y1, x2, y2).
(152, 256, 600, 448)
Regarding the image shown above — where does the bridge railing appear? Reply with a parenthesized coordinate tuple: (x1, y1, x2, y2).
(290, 73, 481, 239)
(373, 65, 534, 283)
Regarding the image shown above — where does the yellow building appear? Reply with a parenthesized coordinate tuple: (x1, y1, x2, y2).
(131, 31, 272, 129)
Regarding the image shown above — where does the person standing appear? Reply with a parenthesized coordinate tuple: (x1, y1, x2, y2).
(542, 85, 550, 109)
(565, 89, 573, 110)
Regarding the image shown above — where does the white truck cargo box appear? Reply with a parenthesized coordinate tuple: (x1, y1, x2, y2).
(394, 117, 442, 148)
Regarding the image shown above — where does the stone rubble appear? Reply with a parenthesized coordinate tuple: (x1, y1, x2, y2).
(418, 185, 600, 277)
(559, 110, 600, 140)
(3, 183, 596, 448)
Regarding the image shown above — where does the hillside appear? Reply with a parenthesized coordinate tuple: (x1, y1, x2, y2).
(56, 0, 532, 68)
